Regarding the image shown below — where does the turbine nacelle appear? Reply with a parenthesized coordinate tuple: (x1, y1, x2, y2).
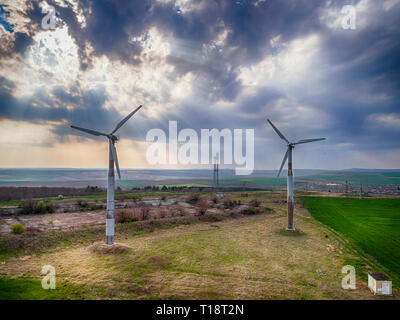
(71, 105, 143, 180)
(108, 134, 118, 142)
(266, 119, 325, 177)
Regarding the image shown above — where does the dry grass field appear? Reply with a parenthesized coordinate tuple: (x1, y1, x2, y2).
(0, 191, 397, 299)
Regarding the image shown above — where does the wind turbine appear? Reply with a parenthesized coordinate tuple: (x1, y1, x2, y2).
(267, 119, 325, 231)
(71, 105, 143, 245)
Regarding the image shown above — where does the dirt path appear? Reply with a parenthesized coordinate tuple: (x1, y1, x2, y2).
(0, 211, 106, 234)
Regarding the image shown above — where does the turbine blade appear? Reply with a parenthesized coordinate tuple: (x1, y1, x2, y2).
(111, 105, 143, 134)
(110, 141, 121, 179)
(277, 147, 290, 177)
(267, 119, 289, 143)
(71, 125, 108, 137)
(294, 138, 326, 145)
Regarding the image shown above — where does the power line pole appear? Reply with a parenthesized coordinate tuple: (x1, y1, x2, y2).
(213, 152, 219, 193)
(359, 183, 363, 200)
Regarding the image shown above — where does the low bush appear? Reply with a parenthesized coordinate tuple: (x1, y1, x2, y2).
(11, 223, 26, 234)
(186, 193, 200, 204)
(20, 199, 54, 214)
(90, 203, 104, 211)
(240, 207, 260, 215)
(129, 194, 142, 202)
(140, 206, 150, 221)
(159, 208, 168, 219)
(196, 199, 209, 215)
(76, 199, 88, 208)
(222, 197, 237, 209)
(20, 199, 37, 214)
(115, 210, 138, 223)
(175, 207, 186, 217)
(199, 213, 225, 222)
(249, 198, 261, 207)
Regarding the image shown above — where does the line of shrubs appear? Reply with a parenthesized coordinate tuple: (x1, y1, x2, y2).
(19, 199, 55, 214)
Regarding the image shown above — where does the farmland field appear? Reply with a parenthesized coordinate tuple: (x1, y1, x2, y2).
(0, 191, 398, 299)
(302, 197, 400, 283)
(302, 172, 400, 185)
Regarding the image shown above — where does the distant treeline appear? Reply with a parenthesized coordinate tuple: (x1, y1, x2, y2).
(137, 185, 265, 192)
(0, 186, 103, 202)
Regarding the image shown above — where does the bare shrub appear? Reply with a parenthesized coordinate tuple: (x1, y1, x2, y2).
(115, 209, 138, 223)
(186, 193, 200, 204)
(240, 207, 259, 215)
(20, 199, 37, 214)
(140, 206, 150, 221)
(199, 213, 224, 222)
(159, 207, 168, 219)
(176, 207, 186, 216)
(249, 198, 261, 207)
(222, 196, 237, 209)
(76, 199, 88, 208)
(196, 199, 209, 215)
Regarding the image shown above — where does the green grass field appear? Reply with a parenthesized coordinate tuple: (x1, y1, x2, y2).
(302, 197, 400, 282)
(0, 277, 87, 299)
(302, 172, 400, 185)
(156, 183, 210, 188)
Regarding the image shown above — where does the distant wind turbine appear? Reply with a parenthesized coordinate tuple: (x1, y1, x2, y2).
(71, 105, 143, 245)
(267, 119, 325, 231)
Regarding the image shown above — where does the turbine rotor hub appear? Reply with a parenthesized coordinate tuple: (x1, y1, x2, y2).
(109, 134, 118, 142)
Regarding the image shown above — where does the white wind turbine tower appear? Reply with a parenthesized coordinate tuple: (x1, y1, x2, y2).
(267, 119, 325, 231)
(71, 105, 143, 245)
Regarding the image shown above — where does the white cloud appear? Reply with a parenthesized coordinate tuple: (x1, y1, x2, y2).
(269, 98, 332, 131)
(238, 34, 321, 89)
(80, 27, 195, 117)
(0, 26, 80, 99)
(155, 0, 205, 13)
(0, 119, 58, 146)
(53, 0, 87, 28)
(383, 0, 400, 11)
(366, 113, 400, 130)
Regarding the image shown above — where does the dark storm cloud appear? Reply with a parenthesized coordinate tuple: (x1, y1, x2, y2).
(0, 76, 157, 143)
(297, 1, 400, 151)
(0, 79, 98, 122)
(1, 0, 400, 168)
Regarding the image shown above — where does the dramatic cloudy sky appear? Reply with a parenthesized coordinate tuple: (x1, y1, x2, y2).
(0, 0, 399, 170)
